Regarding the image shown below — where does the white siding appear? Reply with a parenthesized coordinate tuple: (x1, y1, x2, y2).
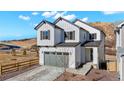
(37, 23, 55, 46)
(116, 24, 124, 80)
(55, 19, 80, 42)
(119, 55, 124, 80)
(121, 26, 124, 48)
(117, 48, 124, 80)
(81, 47, 85, 63)
(93, 47, 98, 65)
(116, 31, 121, 49)
(54, 28, 64, 44)
(74, 21, 101, 41)
(80, 30, 88, 43)
(98, 33, 105, 62)
(75, 45, 81, 67)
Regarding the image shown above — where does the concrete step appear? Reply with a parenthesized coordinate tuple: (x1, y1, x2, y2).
(66, 62, 93, 75)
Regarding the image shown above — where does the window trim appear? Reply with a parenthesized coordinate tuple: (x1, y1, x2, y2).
(65, 31, 75, 40)
(90, 33, 97, 40)
(40, 30, 50, 40)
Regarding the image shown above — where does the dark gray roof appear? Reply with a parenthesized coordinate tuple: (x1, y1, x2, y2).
(55, 42, 81, 47)
(54, 17, 82, 29)
(34, 20, 64, 30)
(81, 41, 101, 47)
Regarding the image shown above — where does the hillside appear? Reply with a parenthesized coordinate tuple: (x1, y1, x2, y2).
(90, 22, 116, 55)
(7, 38, 36, 48)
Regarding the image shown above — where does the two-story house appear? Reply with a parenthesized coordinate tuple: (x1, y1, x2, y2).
(115, 21, 124, 80)
(34, 17, 106, 69)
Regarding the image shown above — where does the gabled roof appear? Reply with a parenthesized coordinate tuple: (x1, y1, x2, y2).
(54, 17, 89, 33)
(34, 20, 64, 30)
(73, 19, 106, 36)
(54, 17, 82, 29)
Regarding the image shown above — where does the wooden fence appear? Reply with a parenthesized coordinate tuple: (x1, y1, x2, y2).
(0, 59, 39, 75)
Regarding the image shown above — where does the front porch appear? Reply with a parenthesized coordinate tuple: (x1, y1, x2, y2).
(81, 41, 101, 68)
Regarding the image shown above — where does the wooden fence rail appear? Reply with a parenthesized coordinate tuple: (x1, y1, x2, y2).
(0, 59, 39, 75)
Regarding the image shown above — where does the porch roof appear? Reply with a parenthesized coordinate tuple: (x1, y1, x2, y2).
(55, 42, 81, 47)
(81, 41, 101, 47)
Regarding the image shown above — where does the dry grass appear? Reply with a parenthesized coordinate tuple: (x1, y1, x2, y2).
(0, 50, 38, 65)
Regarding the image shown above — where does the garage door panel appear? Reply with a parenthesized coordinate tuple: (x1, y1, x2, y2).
(44, 52, 50, 65)
(56, 52, 64, 67)
(44, 52, 69, 68)
(63, 52, 69, 68)
(50, 52, 56, 66)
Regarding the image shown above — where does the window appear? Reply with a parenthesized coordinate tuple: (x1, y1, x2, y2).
(63, 52, 69, 55)
(40, 30, 50, 40)
(57, 52, 62, 55)
(45, 52, 49, 54)
(51, 52, 55, 55)
(65, 31, 75, 40)
(89, 33, 97, 40)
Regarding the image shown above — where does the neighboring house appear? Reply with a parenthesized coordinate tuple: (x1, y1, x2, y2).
(115, 21, 124, 80)
(34, 17, 106, 69)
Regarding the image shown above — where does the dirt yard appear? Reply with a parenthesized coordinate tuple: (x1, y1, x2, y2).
(55, 69, 118, 81)
(56, 54, 118, 81)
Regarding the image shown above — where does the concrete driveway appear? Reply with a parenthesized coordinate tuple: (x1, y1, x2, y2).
(6, 66, 65, 81)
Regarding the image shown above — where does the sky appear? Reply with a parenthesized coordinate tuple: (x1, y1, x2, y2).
(0, 11, 124, 41)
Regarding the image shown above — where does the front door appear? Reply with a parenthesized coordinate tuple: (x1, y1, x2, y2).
(90, 48, 93, 61)
(85, 48, 93, 62)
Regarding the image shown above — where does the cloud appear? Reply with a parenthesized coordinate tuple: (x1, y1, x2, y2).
(19, 15, 30, 21)
(54, 11, 76, 20)
(54, 11, 67, 19)
(81, 17, 88, 22)
(32, 12, 39, 16)
(42, 11, 76, 20)
(63, 14, 76, 20)
(102, 11, 123, 15)
(42, 11, 57, 18)
(34, 23, 38, 27)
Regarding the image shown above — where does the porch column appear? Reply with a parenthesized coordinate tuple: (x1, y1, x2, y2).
(93, 47, 98, 67)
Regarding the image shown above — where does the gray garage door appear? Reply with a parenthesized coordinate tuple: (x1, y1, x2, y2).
(44, 52, 69, 67)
